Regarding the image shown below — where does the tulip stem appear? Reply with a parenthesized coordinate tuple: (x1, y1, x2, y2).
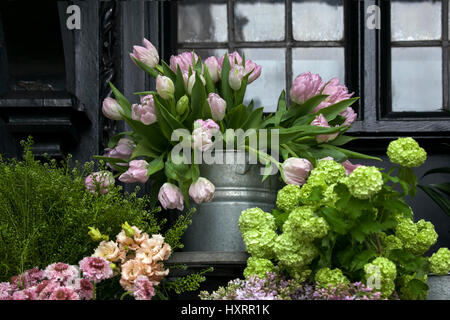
(245, 146, 281, 170)
(281, 144, 299, 158)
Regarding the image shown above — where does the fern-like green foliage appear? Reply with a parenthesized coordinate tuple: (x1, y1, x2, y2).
(0, 138, 160, 281)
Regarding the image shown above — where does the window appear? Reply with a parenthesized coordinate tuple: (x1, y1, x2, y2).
(176, 0, 357, 113)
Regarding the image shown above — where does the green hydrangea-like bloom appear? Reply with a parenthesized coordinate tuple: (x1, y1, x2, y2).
(364, 257, 397, 298)
(242, 229, 277, 259)
(276, 184, 302, 212)
(429, 248, 450, 275)
(314, 267, 350, 288)
(307, 159, 346, 187)
(345, 166, 383, 199)
(282, 206, 329, 242)
(238, 207, 276, 235)
(274, 233, 318, 270)
(243, 257, 275, 278)
(396, 218, 438, 255)
(387, 137, 427, 167)
(379, 233, 403, 256)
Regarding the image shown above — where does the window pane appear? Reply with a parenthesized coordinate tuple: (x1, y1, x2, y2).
(241, 48, 286, 112)
(292, 47, 345, 84)
(292, 0, 344, 41)
(391, 1, 441, 41)
(392, 47, 442, 112)
(178, 2, 227, 43)
(234, 1, 285, 41)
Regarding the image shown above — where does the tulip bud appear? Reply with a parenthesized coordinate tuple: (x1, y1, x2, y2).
(205, 56, 221, 83)
(170, 51, 199, 74)
(311, 114, 339, 143)
(131, 95, 157, 125)
(341, 160, 361, 176)
(176, 95, 189, 115)
(219, 51, 243, 69)
(85, 171, 115, 194)
(102, 97, 123, 120)
(207, 93, 226, 121)
(103, 138, 135, 169)
(187, 72, 206, 95)
(229, 65, 245, 91)
(244, 59, 262, 84)
(118, 160, 149, 184)
(130, 38, 159, 68)
(189, 177, 215, 204)
(88, 227, 109, 242)
(156, 75, 175, 100)
(158, 183, 184, 211)
(290, 72, 324, 105)
(192, 119, 220, 152)
(281, 157, 313, 186)
(121, 222, 135, 238)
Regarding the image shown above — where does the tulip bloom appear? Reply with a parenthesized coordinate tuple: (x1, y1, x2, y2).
(130, 38, 159, 68)
(189, 177, 215, 204)
(229, 65, 245, 91)
(313, 78, 354, 113)
(104, 138, 135, 168)
(158, 183, 184, 211)
(281, 158, 313, 186)
(156, 75, 175, 100)
(204, 56, 221, 83)
(169, 51, 199, 74)
(341, 160, 361, 176)
(340, 107, 357, 126)
(192, 119, 220, 152)
(102, 97, 123, 120)
(290, 72, 323, 105)
(311, 114, 339, 143)
(131, 95, 157, 125)
(118, 160, 149, 184)
(207, 93, 226, 121)
(244, 59, 262, 84)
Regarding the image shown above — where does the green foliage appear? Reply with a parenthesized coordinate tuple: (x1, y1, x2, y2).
(419, 165, 450, 217)
(0, 139, 159, 282)
(161, 267, 214, 295)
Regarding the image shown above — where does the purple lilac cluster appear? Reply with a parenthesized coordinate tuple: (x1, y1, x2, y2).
(200, 273, 385, 301)
(0, 257, 112, 300)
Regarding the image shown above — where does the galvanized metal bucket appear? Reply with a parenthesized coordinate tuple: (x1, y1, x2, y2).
(427, 274, 450, 300)
(181, 150, 282, 252)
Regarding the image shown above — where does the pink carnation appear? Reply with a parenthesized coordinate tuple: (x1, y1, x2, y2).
(133, 275, 156, 300)
(44, 263, 79, 284)
(79, 257, 113, 283)
(12, 289, 36, 300)
(76, 278, 94, 300)
(0, 282, 11, 300)
(35, 280, 60, 300)
(49, 287, 80, 300)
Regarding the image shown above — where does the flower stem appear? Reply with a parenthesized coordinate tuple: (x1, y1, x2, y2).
(281, 143, 299, 158)
(92, 282, 96, 300)
(120, 291, 133, 300)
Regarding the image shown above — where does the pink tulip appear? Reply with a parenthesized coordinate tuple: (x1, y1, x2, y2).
(118, 160, 149, 184)
(158, 183, 184, 211)
(85, 171, 115, 194)
(131, 95, 157, 125)
(169, 51, 199, 74)
(156, 75, 175, 100)
(204, 56, 221, 83)
(191, 119, 220, 152)
(130, 38, 159, 68)
(281, 158, 313, 186)
(104, 138, 135, 168)
(218, 51, 243, 69)
(189, 177, 215, 204)
(207, 93, 226, 121)
(102, 97, 123, 120)
(340, 107, 357, 126)
(290, 72, 323, 105)
(187, 72, 206, 95)
(311, 114, 339, 143)
(228, 65, 245, 91)
(313, 78, 354, 113)
(244, 59, 262, 84)
(341, 160, 361, 176)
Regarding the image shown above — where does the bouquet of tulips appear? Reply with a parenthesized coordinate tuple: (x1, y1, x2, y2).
(98, 38, 378, 211)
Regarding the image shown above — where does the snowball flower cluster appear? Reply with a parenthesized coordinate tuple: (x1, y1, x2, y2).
(314, 268, 349, 289)
(276, 184, 302, 212)
(273, 232, 318, 271)
(395, 218, 438, 255)
(306, 159, 347, 187)
(282, 206, 329, 242)
(387, 137, 427, 168)
(238, 207, 276, 234)
(243, 257, 275, 279)
(364, 257, 397, 298)
(345, 166, 383, 199)
(429, 248, 450, 275)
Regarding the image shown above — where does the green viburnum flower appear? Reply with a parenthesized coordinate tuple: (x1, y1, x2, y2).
(395, 218, 438, 255)
(387, 137, 427, 168)
(282, 206, 329, 242)
(315, 267, 350, 288)
(379, 233, 403, 256)
(429, 248, 450, 275)
(307, 159, 346, 187)
(238, 207, 276, 235)
(364, 257, 397, 298)
(274, 233, 318, 271)
(242, 229, 277, 259)
(243, 257, 275, 278)
(298, 183, 338, 206)
(276, 184, 302, 212)
(345, 166, 383, 199)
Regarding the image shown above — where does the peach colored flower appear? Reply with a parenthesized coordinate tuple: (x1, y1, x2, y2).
(132, 226, 149, 245)
(116, 230, 139, 251)
(144, 261, 169, 284)
(120, 259, 146, 291)
(135, 234, 171, 264)
(93, 241, 125, 263)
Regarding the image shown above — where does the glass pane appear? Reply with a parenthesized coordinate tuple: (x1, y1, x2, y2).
(178, 2, 227, 43)
(292, 47, 345, 84)
(241, 48, 286, 112)
(391, 1, 441, 41)
(392, 47, 442, 112)
(234, 1, 285, 41)
(292, 0, 344, 41)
